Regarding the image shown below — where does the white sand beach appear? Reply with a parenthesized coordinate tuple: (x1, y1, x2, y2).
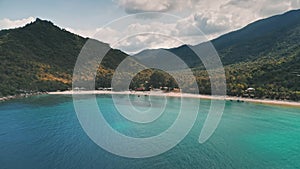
(48, 90, 300, 107)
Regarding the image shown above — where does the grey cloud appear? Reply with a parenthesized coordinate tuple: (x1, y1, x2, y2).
(117, 0, 174, 13)
(222, 0, 255, 9)
(115, 0, 199, 14)
(114, 33, 184, 54)
(95, 0, 300, 53)
(257, 1, 292, 17)
(193, 13, 232, 34)
(291, 0, 300, 8)
(222, 0, 299, 18)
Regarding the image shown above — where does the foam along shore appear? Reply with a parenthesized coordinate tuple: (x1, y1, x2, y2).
(48, 90, 300, 107)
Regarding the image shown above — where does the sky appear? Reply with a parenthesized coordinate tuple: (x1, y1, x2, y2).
(1, 0, 300, 54)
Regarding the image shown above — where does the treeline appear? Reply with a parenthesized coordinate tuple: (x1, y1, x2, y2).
(120, 53, 300, 101)
(1, 18, 299, 101)
(0, 19, 128, 97)
(128, 69, 178, 91)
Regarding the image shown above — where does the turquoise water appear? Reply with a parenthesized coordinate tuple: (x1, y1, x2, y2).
(0, 95, 299, 169)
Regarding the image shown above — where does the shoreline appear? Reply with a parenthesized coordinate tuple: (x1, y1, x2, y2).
(47, 90, 300, 108)
(0, 92, 47, 102)
(1, 90, 299, 108)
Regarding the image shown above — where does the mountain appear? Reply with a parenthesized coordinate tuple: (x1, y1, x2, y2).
(212, 9, 300, 99)
(1, 9, 299, 101)
(133, 44, 199, 68)
(211, 9, 300, 64)
(133, 9, 300, 100)
(0, 18, 128, 96)
(135, 9, 300, 66)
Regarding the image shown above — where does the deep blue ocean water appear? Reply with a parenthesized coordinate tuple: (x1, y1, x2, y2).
(0, 95, 299, 169)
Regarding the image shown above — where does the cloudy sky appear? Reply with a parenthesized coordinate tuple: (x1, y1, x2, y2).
(1, 0, 300, 54)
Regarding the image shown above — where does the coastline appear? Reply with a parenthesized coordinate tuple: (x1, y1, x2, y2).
(1, 90, 299, 108)
(47, 90, 300, 108)
(0, 92, 47, 102)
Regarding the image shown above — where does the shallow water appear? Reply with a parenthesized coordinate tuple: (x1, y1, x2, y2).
(0, 95, 299, 169)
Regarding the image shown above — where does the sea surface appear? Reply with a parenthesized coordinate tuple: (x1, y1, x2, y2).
(0, 95, 299, 169)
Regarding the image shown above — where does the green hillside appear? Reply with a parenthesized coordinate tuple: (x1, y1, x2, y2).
(133, 10, 300, 101)
(0, 18, 128, 96)
(0, 9, 299, 101)
(197, 9, 300, 100)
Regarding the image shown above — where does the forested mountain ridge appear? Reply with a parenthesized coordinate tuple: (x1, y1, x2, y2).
(0, 9, 299, 101)
(135, 9, 300, 67)
(211, 9, 300, 65)
(0, 18, 128, 96)
(133, 9, 300, 100)
(207, 9, 300, 100)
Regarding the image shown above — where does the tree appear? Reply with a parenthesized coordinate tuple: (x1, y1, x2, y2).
(149, 71, 167, 88)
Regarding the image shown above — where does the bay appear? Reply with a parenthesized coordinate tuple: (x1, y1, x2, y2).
(0, 95, 299, 169)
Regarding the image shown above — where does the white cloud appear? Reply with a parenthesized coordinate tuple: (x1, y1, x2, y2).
(94, 22, 185, 54)
(115, 0, 198, 13)
(107, 0, 299, 53)
(65, 27, 96, 38)
(176, 12, 233, 35)
(0, 17, 35, 30)
(114, 34, 184, 54)
(257, 0, 292, 16)
(291, 0, 300, 8)
(116, 0, 173, 13)
(2, 1, 299, 54)
(91, 18, 213, 54)
(222, 0, 294, 18)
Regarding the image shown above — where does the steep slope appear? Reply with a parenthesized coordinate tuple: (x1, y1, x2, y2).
(0, 18, 128, 96)
(134, 44, 199, 68)
(211, 9, 300, 64)
(132, 9, 300, 100)
(134, 9, 300, 67)
(1, 10, 299, 100)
